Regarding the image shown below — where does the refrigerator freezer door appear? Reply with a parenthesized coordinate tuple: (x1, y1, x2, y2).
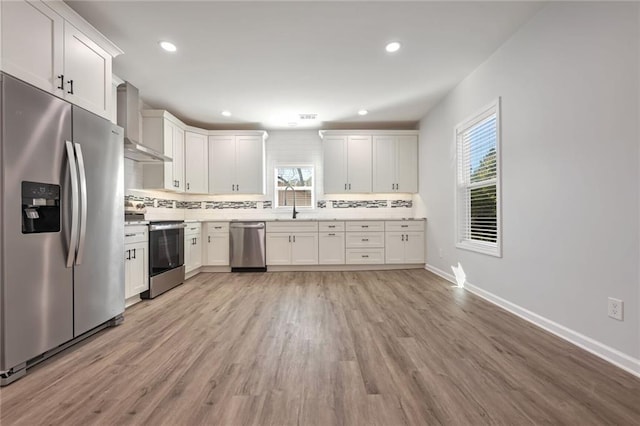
(71, 107, 125, 337)
(1, 75, 74, 371)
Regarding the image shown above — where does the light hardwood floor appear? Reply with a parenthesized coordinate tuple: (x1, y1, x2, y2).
(1, 270, 639, 425)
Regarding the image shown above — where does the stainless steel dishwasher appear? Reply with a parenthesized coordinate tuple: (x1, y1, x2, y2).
(229, 222, 267, 272)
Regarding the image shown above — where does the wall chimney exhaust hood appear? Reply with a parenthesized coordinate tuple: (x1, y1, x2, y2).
(117, 82, 172, 163)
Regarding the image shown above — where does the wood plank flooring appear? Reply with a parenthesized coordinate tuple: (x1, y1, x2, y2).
(1, 270, 639, 425)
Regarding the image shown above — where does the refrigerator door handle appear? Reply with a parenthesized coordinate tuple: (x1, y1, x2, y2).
(65, 141, 80, 268)
(74, 142, 88, 265)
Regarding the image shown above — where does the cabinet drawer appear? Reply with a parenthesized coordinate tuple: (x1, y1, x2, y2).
(318, 221, 345, 232)
(266, 221, 318, 233)
(124, 225, 148, 244)
(346, 232, 384, 248)
(207, 222, 229, 233)
(385, 220, 425, 232)
(185, 223, 202, 236)
(345, 221, 384, 232)
(346, 248, 385, 264)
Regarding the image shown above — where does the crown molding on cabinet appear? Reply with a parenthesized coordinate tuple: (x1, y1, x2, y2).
(45, 0, 123, 58)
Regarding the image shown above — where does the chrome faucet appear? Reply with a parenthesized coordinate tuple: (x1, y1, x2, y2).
(278, 176, 298, 219)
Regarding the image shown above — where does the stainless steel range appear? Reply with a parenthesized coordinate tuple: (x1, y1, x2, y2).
(143, 221, 186, 299)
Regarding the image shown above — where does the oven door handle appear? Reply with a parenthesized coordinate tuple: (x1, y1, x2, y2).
(149, 223, 187, 231)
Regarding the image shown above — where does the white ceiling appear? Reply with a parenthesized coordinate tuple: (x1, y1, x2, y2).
(66, 1, 543, 130)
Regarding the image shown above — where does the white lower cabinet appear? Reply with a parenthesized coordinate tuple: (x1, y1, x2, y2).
(319, 232, 345, 264)
(345, 221, 384, 265)
(384, 221, 425, 264)
(265, 221, 319, 266)
(124, 225, 148, 301)
(184, 223, 203, 273)
(205, 222, 229, 266)
(266, 233, 318, 265)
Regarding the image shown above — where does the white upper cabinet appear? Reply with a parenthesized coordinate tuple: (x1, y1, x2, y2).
(321, 130, 418, 194)
(142, 111, 186, 192)
(0, 0, 63, 94)
(373, 134, 418, 193)
(62, 23, 112, 119)
(322, 134, 372, 193)
(208, 132, 266, 195)
(322, 135, 348, 193)
(0, 0, 122, 120)
(185, 131, 208, 194)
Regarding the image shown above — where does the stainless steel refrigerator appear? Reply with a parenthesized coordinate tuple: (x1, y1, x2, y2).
(0, 73, 125, 385)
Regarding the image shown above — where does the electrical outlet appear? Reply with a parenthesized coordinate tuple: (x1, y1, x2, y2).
(608, 298, 624, 321)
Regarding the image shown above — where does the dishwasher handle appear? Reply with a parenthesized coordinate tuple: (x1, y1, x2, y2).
(230, 223, 265, 229)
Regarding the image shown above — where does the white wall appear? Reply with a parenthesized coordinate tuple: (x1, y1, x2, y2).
(419, 2, 640, 367)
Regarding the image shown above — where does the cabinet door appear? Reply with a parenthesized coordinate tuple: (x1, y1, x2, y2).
(172, 125, 185, 192)
(185, 131, 208, 193)
(191, 235, 203, 270)
(403, 232, 425, 264)
(206, 232, 229, 266)
(372, 135, 396, 193)
(1, 0, 64, 95)
(129, 243, 149, 295)
(291, 233, 318, 265)
(318, 232, 345, 265)
(124, 249, 133, 298)
(235, 135, 264, 194)
(385, 232, 405, 264)
(323, 135, 347, 193)
(396, 135, 418, 193)
(63, 23, 111, 119)
(266, 234, 292, 265)
(208, 135, 236, 194)
(347, 136, 372, 193)
(184, 233, 193, 271)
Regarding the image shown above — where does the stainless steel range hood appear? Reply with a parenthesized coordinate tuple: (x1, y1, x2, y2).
(117, 82, 172, 163)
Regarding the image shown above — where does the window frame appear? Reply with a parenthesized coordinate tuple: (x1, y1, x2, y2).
(274, 164, 315, 210)
(454, 98, 502, 257)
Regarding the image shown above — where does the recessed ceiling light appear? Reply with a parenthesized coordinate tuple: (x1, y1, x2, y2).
(221, 110, 232, 117)
(159, 41, 177, 52)
(385, 41, 401, 53)
(358, 109, 369, 116)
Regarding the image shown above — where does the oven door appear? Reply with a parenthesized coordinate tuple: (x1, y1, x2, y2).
(149, 225, 184, 277)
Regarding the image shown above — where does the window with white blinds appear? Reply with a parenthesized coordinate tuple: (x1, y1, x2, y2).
(456, 99, 501, 257)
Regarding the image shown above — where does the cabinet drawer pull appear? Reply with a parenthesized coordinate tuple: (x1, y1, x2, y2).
(362, 255, 369, 258)
(328, 225, 335, 228)
(401, 234, 405, 242)
(57, 75, 64, 90)
(361, 225, 368, 228)
(214, 226, 222, 229)
(361, 238, 369, 242)
(401, 225, 408, 228)
(125, 233, 136, 237)
(126, 249, 131, 260)
(328, 233, 335, 236)
(67, 79, 74, 95)
(208, 236, 211, 243)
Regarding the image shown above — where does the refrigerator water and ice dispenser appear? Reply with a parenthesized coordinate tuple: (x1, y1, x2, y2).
(21, 181, 60, 234)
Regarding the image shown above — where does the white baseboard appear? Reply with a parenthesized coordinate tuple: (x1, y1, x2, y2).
(425, 264, 640, 378)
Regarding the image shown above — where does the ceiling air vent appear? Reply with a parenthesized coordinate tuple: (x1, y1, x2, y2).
(298, 114, 317, 120)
